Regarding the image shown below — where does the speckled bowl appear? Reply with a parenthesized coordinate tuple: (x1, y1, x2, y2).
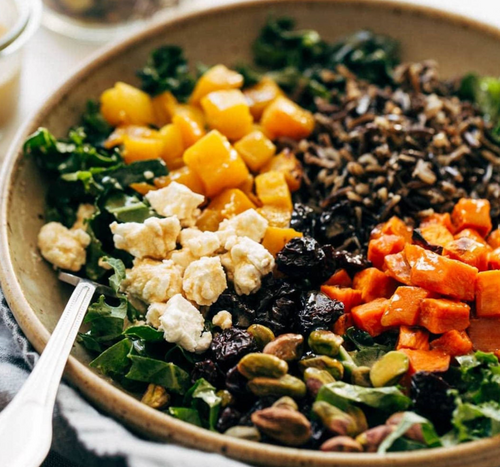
(2, 1, 500, 465)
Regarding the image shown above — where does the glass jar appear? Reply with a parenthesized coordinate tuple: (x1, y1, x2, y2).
(42, 0, 180, 42)
(0, 0, 42, 127)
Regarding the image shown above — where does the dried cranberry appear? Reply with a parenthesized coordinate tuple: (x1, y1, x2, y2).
(211, 328, 257, 368)
(190, 360, 220, 387)
(329, 248, 371, 274)
(290, 203, 317, 237)
(216, 406, 242, 433)
(296, 291, 344, 335)
(225, 365, 249, 396)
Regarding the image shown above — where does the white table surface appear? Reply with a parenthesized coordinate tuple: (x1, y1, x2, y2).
(1, 0, 500, 157)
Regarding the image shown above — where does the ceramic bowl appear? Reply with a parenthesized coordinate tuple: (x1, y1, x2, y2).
(2, 1, 500, 465)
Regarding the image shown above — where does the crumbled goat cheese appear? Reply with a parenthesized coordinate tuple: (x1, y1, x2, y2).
(183, 256, 227, 306)
(224, 237, 274, 295)
(38, 222, 90, 272)
(212, 310, 233, 330)
(180, 228, 221, 257)
(217, 209, 269, 246)
(122, 258, 182, 303)
(167, 248, 197, 274)
(145, 182, 204, 227)
(111, 217, 180, 259)
(155, 294, 212, 353)
(72, 203, 95, 231)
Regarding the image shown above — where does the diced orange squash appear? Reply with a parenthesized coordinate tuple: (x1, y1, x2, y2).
(372, 216, 413, 243)
(122, 136, 164, 164)
(260, 149, 303, 192)
(383, 252, 412, 285)
(351, 298, 389, 337)
(154, 166, 205, 195)
(419, 223, 454, 248)
(237, 174, 261, 206)
(381, 286, 433, 327)
(399, 349, 450, 375)
(333, 313, 354, 336)
(261, 96, 315, 140)
(152, 91, 178, 125)
(353, 268, 398, 302)
(257, 205, 292, 228)
(100, 82, 155, 126)
(244, 77, 284, 119)
(488, 229, 500, 249)
(455, 228, 491, 248)
(397, 326, 429, 351)
(406, 244, 478, 301)
(421, 212, 454, 232)
(234, 131, 276, 172)
(158, 124, 185, 170)
(452, 198, 492, 237)
(201, 89, 254, 140)
(104, 125, 158, 149)
(262, 227, 303, 256)
(321, 286, 363, 313)
(443, 237, 489, 271)
(183, 130, 249, 197)
(367, 234, 406, 270)
(430, 330, 473, 356)
(419, 298, 470, 334)
(255, 171, 293, 211)
(196, 209, 221, 232)
(489, 248, 500, 270)
(172, 105, 206, 148)
(190, 65, 244, 105)
(476, 270, 500, 317)
(208, 188, 256, 220)
(325, 269, 352, 288)
(130, 182, 156, 195)
(468, 318, 500, 352)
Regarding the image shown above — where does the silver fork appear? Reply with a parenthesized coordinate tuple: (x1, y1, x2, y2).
(0, 272, 115, 467)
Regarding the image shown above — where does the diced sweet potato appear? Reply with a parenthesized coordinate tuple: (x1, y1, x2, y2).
(353, 268, 398, 302)
(383, 252, 412, 285)
(419, 223, 454, 248)
(381, 286, 433, 327)
(351, 298, 389, 337)
(325, 269, 352, 288)
(452, 198, 492, 237)
(455, 228, 491, 248)
(476, 270, 500, 317)
(430, 330, 473, 356)
(421, 212, 454, 232)
(367, 234, 406, 270)
(321, 286, 363, 313)
(468, 318, 500, 352)
(262, 227, 303, 256)
(489, 248, 500, 270)
(443, 237, 489, 271)
(419, 298, 470, 334)
(333, 313, 354, 336)
(407, 244, 478, 301)
(488, 229, 500, 249)
(371, 216, 413, 243)
(397, 326, 429, 351)
(399, 349, 451, 375)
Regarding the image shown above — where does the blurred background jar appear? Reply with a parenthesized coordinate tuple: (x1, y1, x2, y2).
(42, 0, 180, 42)
(0, 0, 42, 128)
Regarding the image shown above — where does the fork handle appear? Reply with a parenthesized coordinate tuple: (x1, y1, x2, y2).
(0, 280, 96, 467)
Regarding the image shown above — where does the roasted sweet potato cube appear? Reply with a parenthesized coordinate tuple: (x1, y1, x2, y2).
(419, 298, 470, 334)
(397, 326, 429, 351)
(371, 216, 413, 243)
(489, 248, 500, 270)
(333, 313, 354, 336)
(381, 286, 433, 327)
(476, 270, 500, 317)
(399, 349, 451, 375)
(452, 198, 492, 237)
(444, 237, 490, 271)
(262, 227, 303, 256)
(321, 286, 363, 313)
(430, 330, 473, 356)
(455, 228, 491, 248)
(351, 298, 389, 337)
(419, 223, 454, 248)
(488, 229, 500, 250)
(468, 318, 500, 352)
(421, 212, 454, 232)
(325, 269, 352, 288)
(368, 234, 406, 270)
(353, 268, 398, 302)
(383, 252, 412, 285)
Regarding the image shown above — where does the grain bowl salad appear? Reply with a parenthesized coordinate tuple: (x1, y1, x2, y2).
(28, 18, 500, 453)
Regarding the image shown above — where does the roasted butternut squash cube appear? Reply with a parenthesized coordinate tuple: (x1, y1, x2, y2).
(158, 124, 185, 170)
(261, 96, 315, 140)
(452, 198, 492, 237)
(353, 268, 398, 302)
(397, 326, 429, 351)
(443, 237, 489, 271)
(383, 252, 412, 285)
(172, 104, 206, 148)
(183, 130, 249, 197)
(455, 228, 490, 248)
(122, 136, 164, 164)
(257, 205, 292, 228)
(372, 216, 413, 243)
(152, 91, 178, 125)
(196, 209, 221, 232)
(234, 131, 276, 172)
(351, 299, 389, 337)
(244, 77, 284, 119)
(100, 82, 155, 126)
(367, 234, 406, 270)
(104, 125, 158, 149)
(488, 229, 500, 249)
(490, 248, 500, 270)
(419, 298, 470, 334)
(255, 171, 292, 211)
(419, 223, 454, 248)
(381, 286, 433, 327)
(421, 212, 454, 232)
(262, 227, 303, 256)
(260, 149, 303, 192)
(154, 166, 205, 195)
(430, 330, 472, 356)
(399, 349, 450, 375)
(190, 64, 244, 105)
(476, 270, 500, 317)
(207, 188, 256, 219)
(201, 90, 253, 140)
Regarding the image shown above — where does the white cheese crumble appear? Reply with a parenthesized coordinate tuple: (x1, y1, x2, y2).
(72, 203, 95, 231)
(212, 310, 233, 330)
(122, 258, 182, 303)
(217, 209, 268, 246)
(145, 182, 204, 227)
(37, 222, 91, 272)
(180, 228, 221, 257)
(111, 216, 180, 259)
(150, 294, 212, 353)
(183, 256, 227, 306)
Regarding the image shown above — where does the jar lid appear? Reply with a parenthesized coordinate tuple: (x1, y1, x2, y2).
(0, 0, 42, 56)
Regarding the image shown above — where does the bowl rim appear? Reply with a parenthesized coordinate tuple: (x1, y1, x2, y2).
(2, 0, 500, 465)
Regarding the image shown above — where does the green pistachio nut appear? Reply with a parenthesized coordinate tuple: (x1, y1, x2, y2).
(224, 425, 262, 441)
(248, 374, 307, 398)
(298, 355, 344, 380)
(308, 330, 344, 357)
(351, 366, 372, 387)
(141, 384, 170, 409)
(356, 425, 396, 452)
(345, 405, 368, 434)
(247, 324, 275, 349)
(312, 401, 359, 437)
(369, 351, 410, 388)
(304, 367, 336, 397)
(320, 436, 364, 452)
(263, 333, 304, 362)
(272, 396, 299, 411)
(237, 353, 288, 380)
